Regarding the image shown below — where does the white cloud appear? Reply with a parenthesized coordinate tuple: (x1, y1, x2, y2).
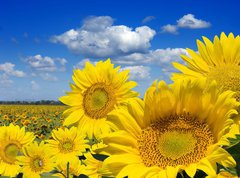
(74, 59, 91, 69)
(31, 81, 39, 90)
(177, 14, 211, 29)
(161, 24, 178, 34)
(0, 74, 13, 86)
(0, 62, 25, 77)
(151, 48, 187, 64)
(121, 66, 150, 80)
(25, 54, 67, 72)
(161, 14, 211, 34)
(114, 48, 187, 65)
(142, 16, 156, 24)
(51, 16, 156, 58)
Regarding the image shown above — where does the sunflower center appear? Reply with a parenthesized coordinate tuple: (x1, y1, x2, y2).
(207, 65, 240, 101)
(137, 113, 215, 168)
(158, 131, 196, 160)
(91, 89, 108, 110)
(83, 83, 115, 119)
(31, 157, 44, 172)
(59, 140, 74, 153)
(2, 143, 21, 164)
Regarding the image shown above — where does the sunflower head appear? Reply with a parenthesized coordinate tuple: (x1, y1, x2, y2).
(17, 141, 55, 178)
(54, 158, 85, 178)
(99, 79, 239, 177)
(0, 124, 35, 177)
(46, 126, 89, 164)
(172, 32, 240, 101)
(59, 58, 138, 138)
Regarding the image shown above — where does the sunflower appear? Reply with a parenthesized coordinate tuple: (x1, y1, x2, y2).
(97, 79, 239, 177)
(54, 158, 85, 178)
(82, 152, 105, 178)
(59, 59, 138, 138)
(171, 33, 240, 101)
(46, 126, 89, 164)
(17, 141, 55, 178)
(0, 124, 35, 177)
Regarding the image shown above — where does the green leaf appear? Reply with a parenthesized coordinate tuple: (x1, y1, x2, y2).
(41, 172, 60, 178)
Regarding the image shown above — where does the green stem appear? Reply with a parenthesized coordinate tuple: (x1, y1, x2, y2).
(66, 162, 70, 178)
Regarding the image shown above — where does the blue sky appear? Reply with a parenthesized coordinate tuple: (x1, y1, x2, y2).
(0, 0, 239, 101)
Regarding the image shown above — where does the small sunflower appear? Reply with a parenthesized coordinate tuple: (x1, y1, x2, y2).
(54, 158, 85, 178)
(59, 59, 138, 138)
(46, 126, 89, 164)
(0, 124, 35, 177)
(98, 79, 239, 177)
(17, 141, 55, 178)
(82, 152, 105, 178)
(172, 32, 240, 101)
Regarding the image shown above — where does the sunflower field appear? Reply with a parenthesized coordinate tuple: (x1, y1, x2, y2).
(0, 32, 240, 178)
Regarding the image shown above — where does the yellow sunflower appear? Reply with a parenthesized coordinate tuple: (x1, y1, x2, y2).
(98, 79, 239, 177)
(54, 158, 85, 178)
(0, 124, 35, 177)
(82, 152, 104, 178)
(46, 126, 89, 164)
(171, 32, 240, 101)
(59, 59, 138, 138)
(17, 141, 55, 178)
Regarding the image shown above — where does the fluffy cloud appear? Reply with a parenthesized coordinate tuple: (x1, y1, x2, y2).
(161, 24, 178, 34)
(142, 16, 156, 24)
(74, 59, 91, 69)
(121, 66, 150, 80)
(161, 14, 211, 34)
(114, 48, 187, 65)
(177, 14, 211, 29)
(51, 16, 156, 58)
(0, 74, 13, 86)
(0, 62, 25, 77)
(25, 54, 67, 72)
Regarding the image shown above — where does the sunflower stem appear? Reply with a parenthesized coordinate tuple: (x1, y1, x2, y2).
(66, 162, 70, 178)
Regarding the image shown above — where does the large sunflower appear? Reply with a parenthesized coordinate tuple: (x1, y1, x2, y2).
(59, 58, 138, 138)
(172, 33, 240, 101)
(98, 79, 239, 177)
(0, 124, 35, 177)
(17, 142, 55, 178)
(46, 126, 89, 164)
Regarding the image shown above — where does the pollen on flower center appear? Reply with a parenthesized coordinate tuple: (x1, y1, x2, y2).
(31, 157, 44, 172)
(137, 113, 215, 168)
(158, 131, 196, 160)
(207, 65, 240, 101)
(59, 140, 74, 153)
(83, 83, 116, 119)
(2, 142, 21, 164)
(91, 89, 108, 110)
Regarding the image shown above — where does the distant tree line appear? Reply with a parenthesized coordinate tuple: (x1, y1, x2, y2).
(0, 100, 65, 105)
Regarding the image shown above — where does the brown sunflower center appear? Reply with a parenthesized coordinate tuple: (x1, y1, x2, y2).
(2, 142, 21, 164)
(83, 83, 116, 119)
(30, 156, 44, 172)
(137, 113, 214, 168)
(207, 65, 240, 101)
(59, 140, 74, 153)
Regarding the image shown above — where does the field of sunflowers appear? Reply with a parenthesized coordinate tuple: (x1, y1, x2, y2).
(0, 32, 240, 178)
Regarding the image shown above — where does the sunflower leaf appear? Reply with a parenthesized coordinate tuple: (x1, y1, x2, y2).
(225, 136, 240, 176)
